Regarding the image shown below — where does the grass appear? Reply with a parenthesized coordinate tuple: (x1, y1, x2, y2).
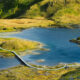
(0, 49, 14, 57)
(59, 68, 80, 80)
(0, 18, 55, 32)
(0, 65, 77, 80)
(0, 38, 43, 57)
(53, 3, 80, 26)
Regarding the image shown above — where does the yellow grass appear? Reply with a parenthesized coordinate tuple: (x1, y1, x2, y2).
(0, 65, 77, 80)
(0, 19, 55, 32)
(0, 38, 42, 51)
(60, 14, 80, 24)
(0, 38, 43, 57)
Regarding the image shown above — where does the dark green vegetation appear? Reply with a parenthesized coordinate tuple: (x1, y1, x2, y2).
(0, 0, 42, 18)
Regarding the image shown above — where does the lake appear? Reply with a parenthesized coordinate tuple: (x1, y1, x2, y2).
(0, 28, 80, 69)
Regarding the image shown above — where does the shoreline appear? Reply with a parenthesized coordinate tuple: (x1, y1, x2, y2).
(0, 61, 80, 72)
(0, 65, 76, 80)
(0, 46, 80, 71)
(0, 19, 79, 33)
(0, 37, 46, 58)
(0, 22, 80, 80)
(0, 19, 55, 32)
(0, 28, 80, 70)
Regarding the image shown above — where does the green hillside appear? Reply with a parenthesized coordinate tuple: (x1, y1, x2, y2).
(0, 0, 80, 26)
(0, 0, 42, 18)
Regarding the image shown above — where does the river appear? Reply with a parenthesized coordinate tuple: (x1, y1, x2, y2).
(0, 28, 80, 69)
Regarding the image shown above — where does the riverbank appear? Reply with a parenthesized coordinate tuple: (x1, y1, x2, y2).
(0, 28, 80, 80)
(0, 38, 44, 57)
(0, 64, 78, 80)
(0, 18, 77, 33)
(0, 19, 55, 32)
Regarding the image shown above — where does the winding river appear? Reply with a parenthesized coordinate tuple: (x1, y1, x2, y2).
(0, 28, 80, 70)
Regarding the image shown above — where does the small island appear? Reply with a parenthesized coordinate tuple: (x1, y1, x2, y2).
(70, 37, 80, 45)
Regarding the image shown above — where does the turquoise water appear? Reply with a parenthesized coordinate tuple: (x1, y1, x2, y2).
(0, 28, 80, 69)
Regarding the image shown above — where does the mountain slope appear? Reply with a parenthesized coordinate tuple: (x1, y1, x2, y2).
(0, 0, 80, 26)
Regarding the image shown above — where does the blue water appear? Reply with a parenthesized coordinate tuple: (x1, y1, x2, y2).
(0, 28, 80, 69)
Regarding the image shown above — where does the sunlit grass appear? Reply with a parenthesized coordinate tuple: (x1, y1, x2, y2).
(0, 38, 42, 51)
(0, 19, 55, 32)
(53, 3, 80, 25)
(0, 65, 77, 80)
(0, 38, 43, 57)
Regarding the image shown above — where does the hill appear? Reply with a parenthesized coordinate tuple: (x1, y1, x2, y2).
(0, 0, 80, 27)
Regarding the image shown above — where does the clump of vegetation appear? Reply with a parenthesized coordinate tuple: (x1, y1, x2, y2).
(0, 38, 43, 57)
(0, 38, 42, 51)
(0, 49, 14, 57)
(0, 0, 42, 18)
(70, 37, 80, 44)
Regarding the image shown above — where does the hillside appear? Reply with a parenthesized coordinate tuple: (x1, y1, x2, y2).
(0, 0, 80, 27)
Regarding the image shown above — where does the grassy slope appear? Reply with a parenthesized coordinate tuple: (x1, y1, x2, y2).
(25, 0, 80, 27)
(53, 3, 80, 25)
(0, 0, 42, 18)
(0, 0, 80, 29)
(0, 65, 77, 80)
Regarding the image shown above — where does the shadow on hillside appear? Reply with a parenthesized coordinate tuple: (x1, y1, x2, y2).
(7, 0, 43, 19)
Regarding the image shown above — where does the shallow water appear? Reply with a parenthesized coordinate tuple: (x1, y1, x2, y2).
(0, 28, 80, 69)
